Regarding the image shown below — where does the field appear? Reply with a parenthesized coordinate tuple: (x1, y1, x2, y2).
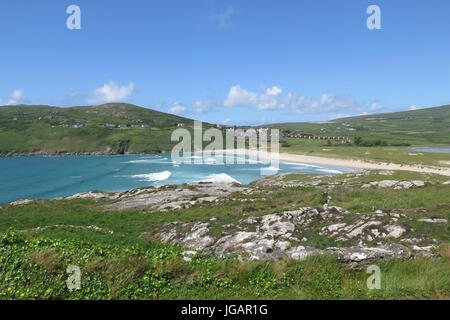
(268, 105, 450, 167)
(0, 170, 449, 299)
(267, 105, 450, 146)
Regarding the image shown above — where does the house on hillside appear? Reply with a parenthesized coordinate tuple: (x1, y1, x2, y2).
(72, 123, 86, 128)
(105, 123, 116, 128)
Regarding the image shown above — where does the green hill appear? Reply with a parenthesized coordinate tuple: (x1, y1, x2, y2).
(1, 103, 449, 157)
(0, 103, 204, 155)
(264, 105, 450, 145)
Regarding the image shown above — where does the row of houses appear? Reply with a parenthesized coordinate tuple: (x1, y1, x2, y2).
(57, 122, 190, 129)
(281, 131, 351, 143)
(105, 123, 151, 129)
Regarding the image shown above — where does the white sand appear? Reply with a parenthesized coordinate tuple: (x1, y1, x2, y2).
(219, 149, 450, 177)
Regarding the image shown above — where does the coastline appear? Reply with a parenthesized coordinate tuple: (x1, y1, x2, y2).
(2, 148, 450, 204)
(2, 148, 449, 176)
(224, 148, 450, 177)
(0, 150, 164, 158)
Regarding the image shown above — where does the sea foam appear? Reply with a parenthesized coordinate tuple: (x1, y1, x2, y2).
(132, 171, 172, 181)
(202, 173, 240, 184)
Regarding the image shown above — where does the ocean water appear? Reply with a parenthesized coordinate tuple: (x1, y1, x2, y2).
(407, 147, 450, 154)
(0, 153, 352, 204)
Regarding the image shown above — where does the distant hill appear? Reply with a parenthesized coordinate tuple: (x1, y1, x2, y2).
(1, 103, 449, 156)
(0, 103, 206, 155)
(264, 105, 450, 145)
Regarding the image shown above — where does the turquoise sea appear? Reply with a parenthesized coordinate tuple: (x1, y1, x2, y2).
(0, 153, 352, 204)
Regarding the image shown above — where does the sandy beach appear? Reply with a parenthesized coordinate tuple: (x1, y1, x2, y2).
(221, 149, 450, 177)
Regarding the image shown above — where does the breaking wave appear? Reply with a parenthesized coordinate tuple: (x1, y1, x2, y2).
(132, 171, 172, 181)
(201, 173, 241, 184)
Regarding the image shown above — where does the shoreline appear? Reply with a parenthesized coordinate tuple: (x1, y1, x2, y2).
(2, 149, 450, 205)
(2, 148, 449, 176)
(224, 149, 450, 177)
(0, 150, 164, 158)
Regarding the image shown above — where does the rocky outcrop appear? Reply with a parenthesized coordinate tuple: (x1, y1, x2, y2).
(103, 182, 249, 211)
(145, 206, 438, 266)
(9, 199, 34, 206)
(251, 171, 430, 191)
(418, 218, 448, 224)
(324, 244, 435, 268)
(361, 180, 425, 189)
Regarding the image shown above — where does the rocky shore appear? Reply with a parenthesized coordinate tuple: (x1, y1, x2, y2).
(5, 169, 448, 267)
(0, 150, 164, 157)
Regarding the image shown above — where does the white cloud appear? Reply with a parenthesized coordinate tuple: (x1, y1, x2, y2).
(224, 84, 382, 114)
(224, 85, 282, 110)
(368, 102, 382, 111)
(192, 100, 213, 114)
(409, 105, 418, 110)
(7, 89, 29, 105)
(169, 103, 187, 115)
(211, 6, 235, 28)
(87, 81, 135, 104)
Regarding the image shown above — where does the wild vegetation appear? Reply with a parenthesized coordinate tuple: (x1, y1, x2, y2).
(0, 170, 449, 299)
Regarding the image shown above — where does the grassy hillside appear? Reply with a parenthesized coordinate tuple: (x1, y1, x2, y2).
(265, 105, 450, 145)
(260, 106, 450, 167)
(0, 103, 205, 154)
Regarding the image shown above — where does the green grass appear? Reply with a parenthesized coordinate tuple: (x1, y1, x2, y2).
(0, 171, 449, 299)
(278, 139, 450, 167)
(266, 105, 450, 145)
(1, 230, 448, 300)
(263, 105, 450, 167)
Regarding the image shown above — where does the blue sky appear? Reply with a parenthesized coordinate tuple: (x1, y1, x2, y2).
(1, 0, 449, 125)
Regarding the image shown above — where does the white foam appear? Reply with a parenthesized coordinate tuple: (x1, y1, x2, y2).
(132, 171, 172, 181)
(201, 173, 240, 184)
(125, 158, 170, 164)
(260, 166, 280, 176)
(263, 166, 280, 172)
(317, 168, 342, 174)
(282, 161, 320, 168)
